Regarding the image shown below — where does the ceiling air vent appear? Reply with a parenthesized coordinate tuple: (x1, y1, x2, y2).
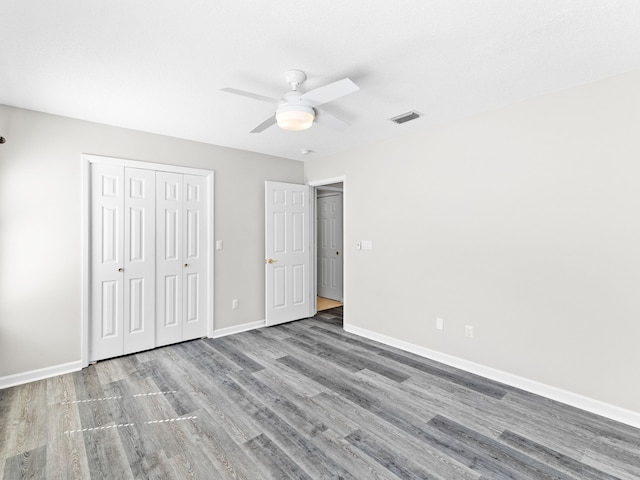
(389, 111, 421, 125)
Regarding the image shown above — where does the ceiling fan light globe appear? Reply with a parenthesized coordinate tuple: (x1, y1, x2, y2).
(276, 104, 315, 131)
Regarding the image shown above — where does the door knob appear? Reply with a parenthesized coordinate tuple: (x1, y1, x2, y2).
(184, 263, 189, 268)
(336, 251, 340, 255)
(266, 258, 277, 264)
(118, 267, 124, 272)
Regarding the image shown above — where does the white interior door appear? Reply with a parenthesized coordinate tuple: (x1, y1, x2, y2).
(317, 193, 343, 301)
(123, 168, 156, 354)
(156, 171, 184, 346)
(182, 174, 208, 340)
(90, 164, 125, 361)
(156, 172, 208, 345)
(90, 166, 157, 361)
(265, 181, 313, 326)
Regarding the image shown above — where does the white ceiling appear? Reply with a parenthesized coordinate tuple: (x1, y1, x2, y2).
(2, 1, 639, 161)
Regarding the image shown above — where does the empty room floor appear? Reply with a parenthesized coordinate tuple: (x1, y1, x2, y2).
(1, 307, 639, 479)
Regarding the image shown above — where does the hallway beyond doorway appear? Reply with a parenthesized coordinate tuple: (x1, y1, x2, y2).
(317, 296, 343, 311)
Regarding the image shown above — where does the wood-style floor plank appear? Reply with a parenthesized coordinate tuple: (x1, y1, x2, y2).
(2, 307, 639, 479)
(2, 445, 47, 480)
(44, 376, 90, 480)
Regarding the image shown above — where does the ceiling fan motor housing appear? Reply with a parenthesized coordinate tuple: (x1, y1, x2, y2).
(284, 69, 307, 90)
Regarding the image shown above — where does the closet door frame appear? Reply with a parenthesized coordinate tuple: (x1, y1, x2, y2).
(81, 154, 214, 367)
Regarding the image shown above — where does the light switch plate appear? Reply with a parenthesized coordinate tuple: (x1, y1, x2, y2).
(216, 240, 223, 250)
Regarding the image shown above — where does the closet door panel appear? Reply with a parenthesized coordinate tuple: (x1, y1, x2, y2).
(156, 171, 184, 347)
(182, 174, 208, 340)
(90, 164, 125, 361)
(123, 168, 156, 354)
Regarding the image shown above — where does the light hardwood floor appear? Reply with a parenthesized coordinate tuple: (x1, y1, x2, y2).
(316, 296, 343, 311)
(1, 306, 639, 479)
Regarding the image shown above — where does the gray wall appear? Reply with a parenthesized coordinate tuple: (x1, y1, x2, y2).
(304, 70, 640, 413)
(0, 105, 303, 378)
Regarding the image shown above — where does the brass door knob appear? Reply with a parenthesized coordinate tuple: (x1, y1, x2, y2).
(118, 267, 124, 272)
(266, 258, 277, 264)
(184, 263, 189, 267)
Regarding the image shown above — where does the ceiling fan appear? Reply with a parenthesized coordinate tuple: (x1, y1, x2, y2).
(220, 69, 359, 133)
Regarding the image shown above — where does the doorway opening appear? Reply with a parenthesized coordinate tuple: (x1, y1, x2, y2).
(314, 181, 344, 313)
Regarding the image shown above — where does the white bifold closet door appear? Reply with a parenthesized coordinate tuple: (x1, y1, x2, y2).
(90, 165, 208, 362)
(90, 165, 156, 361)
(156, 172, 207, 347)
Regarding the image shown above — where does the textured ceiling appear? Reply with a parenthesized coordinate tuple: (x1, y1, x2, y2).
(1, 1, 639, 161)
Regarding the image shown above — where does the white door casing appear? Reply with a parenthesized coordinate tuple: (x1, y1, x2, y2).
(317, 193, 343, 301)
(265, 181, 313, 326)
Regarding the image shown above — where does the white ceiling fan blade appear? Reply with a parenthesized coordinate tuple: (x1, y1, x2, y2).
(314, 109, 350, 130)
(301, 78, 359, 107)
(250, 115, 277, 133)
(220, 87, 280, 104)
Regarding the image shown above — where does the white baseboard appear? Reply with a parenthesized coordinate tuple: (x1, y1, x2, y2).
(212, 319, 265, 338)
(344, 322, 640, 430)
(0, 360, 83, 390)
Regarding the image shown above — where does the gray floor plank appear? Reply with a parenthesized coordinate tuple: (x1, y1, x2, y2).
(2, 446, 47, 480)
(378, 349, 508, 399)
(498, 429, 622, 480)
(0, 388, 18, 466)
(346, 429, 452, 480)
(243, 433, 313, 480)
(135, 450, 178, 480)
(582, 448, 640, 480)
(179, 408, 256, 480)
(82, 429, 134, 480)
(226, 329, 292, 360)
(427, 415, 580, 480)
(314, 428, 403, 480)
(229, 370, 328, 438)
(45, 403, 90, 480)
(1, 380, 48, 475)
(204, 337, 266, 373)
(159, 418, 225, 480)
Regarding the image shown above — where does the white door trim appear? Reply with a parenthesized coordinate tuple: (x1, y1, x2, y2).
(307, 176, 346, 320)
(81, 154, 215, 367)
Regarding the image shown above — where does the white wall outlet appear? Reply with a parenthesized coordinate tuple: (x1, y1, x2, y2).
(232, 299, 239, 310)
(436, 317, 444, 331)
(465, 325, 473, 338)
(216, 240, 223, 250)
